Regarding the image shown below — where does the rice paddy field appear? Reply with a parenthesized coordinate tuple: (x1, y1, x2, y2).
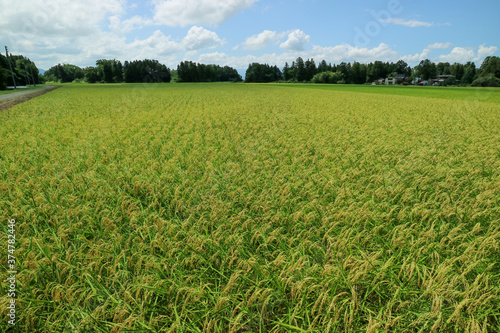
(0, 83, 499, 332)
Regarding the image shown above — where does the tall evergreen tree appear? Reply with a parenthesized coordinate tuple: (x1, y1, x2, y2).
(317, 60, 329, 73)
(350, 62, 367, 84)
(245, 63, 282, 83)
(337, 62, 351, 83)
(304, 58, 317, 81)
(177, 61, 240, 82)
(283, 62, 292, 81)
(450, 63, 465, 82)
(294, 57, 306, 82)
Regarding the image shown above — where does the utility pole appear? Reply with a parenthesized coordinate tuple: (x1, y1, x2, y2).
(5, 46, 17, 89)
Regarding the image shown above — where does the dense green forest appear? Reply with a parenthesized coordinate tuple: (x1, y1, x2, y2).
(39, 56, 500, 86)
(42, 59, 241, 84)
(176, 61, 242, 82)
(0, 53, 41, 90)
(43, 59, 172, 84)
(245, 57, 499, 86)
(1, 51, 500, 89)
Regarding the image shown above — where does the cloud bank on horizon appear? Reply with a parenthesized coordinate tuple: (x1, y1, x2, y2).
(1, 0, 498, 71)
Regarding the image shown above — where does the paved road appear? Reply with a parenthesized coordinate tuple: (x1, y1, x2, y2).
(0, 86, 58, 103)
(0, 85, 60, 111)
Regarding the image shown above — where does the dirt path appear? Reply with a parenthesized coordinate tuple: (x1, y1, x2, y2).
(0, 85, 60, 111)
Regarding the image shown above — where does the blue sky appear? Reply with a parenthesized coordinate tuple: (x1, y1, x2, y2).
(1, 0, 499, 71)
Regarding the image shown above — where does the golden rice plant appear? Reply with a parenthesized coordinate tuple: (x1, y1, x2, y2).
(0, 83, 499, 332)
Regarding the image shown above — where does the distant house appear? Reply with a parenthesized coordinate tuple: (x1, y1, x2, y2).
(431, 75, 456, 86)
(386, 77, 396, 85)
(438, 75, 455, 80)
(439, 74, 457, 85)
(385, 74, 406, 85)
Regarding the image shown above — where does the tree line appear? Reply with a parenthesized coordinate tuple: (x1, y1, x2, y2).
(43, 59, 243, 84)
(176, 61, 242, 82)
(44, 59, 172, 84)
(245, 56, 500, 86)
(0, 53, 41, 90)
(2, 53, 500, 89)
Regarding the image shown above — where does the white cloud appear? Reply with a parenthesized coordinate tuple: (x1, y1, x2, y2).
(427, 42, 452, 49)
(437, 45, 498, 64)
(1, 1, 494, 75)
(71, 30, 182, 62)
(475, 45, 498, 62)
(127, 30, 183, 56)
(400, 45, 499, 65)
(0, 0, 124, 38)
(401, 49, 432, 63)
(309, 43, 399, 63)
(280, 29, 310, 51)
(380, 18, 434, 27)
(438, 47, 476, 63)
(28, 25, 223, 69)
(240, 30, 284, 50)
(109, 16, 153, 34)
(182, 26, 223, 50)
(198, 52, 231, 64)
(84, 27, 223, 61)
(152, 0, 258, 27)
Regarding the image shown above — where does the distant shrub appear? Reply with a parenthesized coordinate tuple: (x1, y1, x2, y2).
(444, 77, 457, 86)
(311, 71, 345, 84)
(471, 73, 500, 87)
